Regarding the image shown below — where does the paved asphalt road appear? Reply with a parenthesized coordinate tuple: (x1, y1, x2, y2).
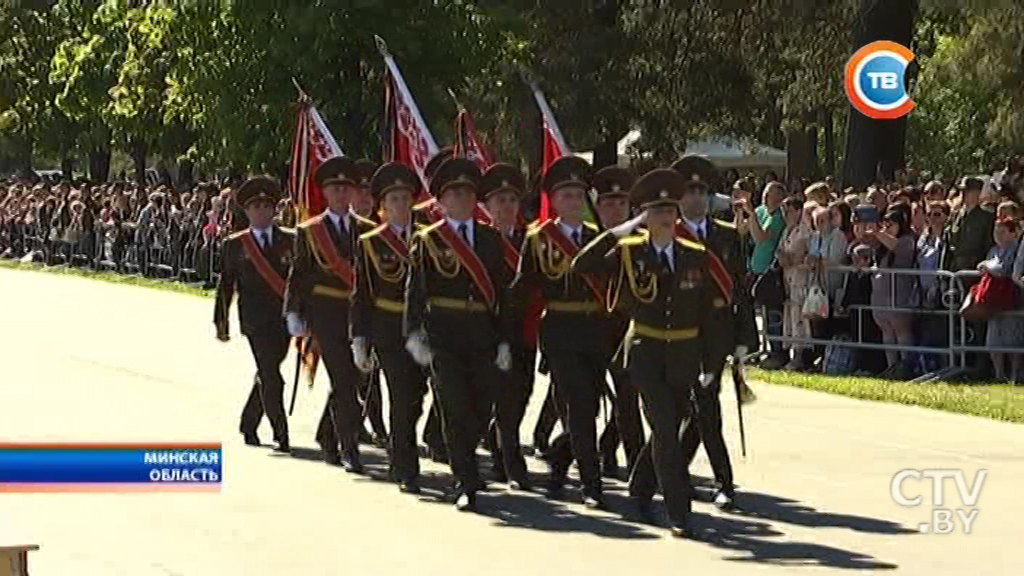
(1, 267, 1021, 575)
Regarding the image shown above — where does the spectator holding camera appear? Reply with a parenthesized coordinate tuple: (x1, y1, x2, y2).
(866, 207, 917, 378)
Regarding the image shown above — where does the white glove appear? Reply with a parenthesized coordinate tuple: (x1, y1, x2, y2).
(699, 373, 716, 388)
(733, 345, 749, 363)
(405, 329, 433, 367)
(351, 337, 372, 373)
(610, 210, 648, 238)
(286, 312, 309, 337)
(495, 343, 512, 372)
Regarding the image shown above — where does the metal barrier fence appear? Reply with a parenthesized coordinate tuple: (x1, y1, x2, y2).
(760, 265, 1024, 381)
(0, 219, 221, 287)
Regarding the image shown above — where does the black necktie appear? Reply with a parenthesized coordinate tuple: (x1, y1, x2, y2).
(571, 229, 580, 246)
(459, 223, 470, 247)
(260, 231, 269, 251)
(698, 225, 706, 241)
(660, 249, 672, 273)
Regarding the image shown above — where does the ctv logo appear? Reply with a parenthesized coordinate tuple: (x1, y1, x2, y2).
(845, 40, 916, 119)
(891, 468, 986, 535)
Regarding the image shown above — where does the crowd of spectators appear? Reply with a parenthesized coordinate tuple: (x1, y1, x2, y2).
(4, 157, 1024, 383)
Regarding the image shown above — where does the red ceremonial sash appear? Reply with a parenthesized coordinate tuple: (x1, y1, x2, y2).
(434, 222, 496, 308)
(239, 231, 287, 299)
(500, 234, 520, 273)
(309, 218, 356, 288)
(376, 224, 410, 259)
(541, 222, 607, 308)
(675, 221, 734, 305)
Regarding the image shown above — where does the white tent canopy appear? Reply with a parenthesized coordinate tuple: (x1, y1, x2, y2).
(575, 129, 787, 171)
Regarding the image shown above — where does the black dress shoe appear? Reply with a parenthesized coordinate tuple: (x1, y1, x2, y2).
(582, 488, 606, 510)
(489, 466, 509, 484)
(669, 524, 689, 539)
(509, 478, 532, 492)
(455, 491, 478, 512)
(634, 498, 656, 523)
(713, 489, 736, 511)
(358, 428, 374, 445)
(321, 445, 341, 465)
(243, 433, 260, 446)
(273, 439, 290, 453)
(545, 478, 565, 500)
(343, 450, 364, 474)
(400, 480, 422, 494)
(602, 458, 619, 479)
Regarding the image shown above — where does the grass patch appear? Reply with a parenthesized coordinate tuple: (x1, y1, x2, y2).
(0, 259, 213, 299)
(749, 367, 1024, 424)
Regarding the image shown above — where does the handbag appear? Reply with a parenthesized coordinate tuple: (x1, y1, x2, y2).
(803, 283, 830, 319)
(973, 271, 1019, 311)
(752, 240, 786, 308)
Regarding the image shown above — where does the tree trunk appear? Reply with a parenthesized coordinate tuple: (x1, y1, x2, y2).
(131, 139, 147, 185)
(823, 109, 836, 177)
(593, 138, 619, 169)
(88, 146, 111, 183)
(806, 125, 819, 179)
(15, 133, 33, 176)
(177, 158, 195, 188)
(841, 0, 918, 189)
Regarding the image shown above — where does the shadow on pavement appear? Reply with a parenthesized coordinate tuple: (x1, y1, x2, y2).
(479, 491, 659, 540)
(728, 490, 915, 535)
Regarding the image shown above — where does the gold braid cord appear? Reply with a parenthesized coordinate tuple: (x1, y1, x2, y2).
(621, 236, 658, 304)
(364, 236, 407, 285)
(423, 232, 461, 278)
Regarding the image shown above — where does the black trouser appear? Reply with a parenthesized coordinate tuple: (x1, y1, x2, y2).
(359, 367, 388, 440)
(423, 395, 447, 457)
(598, 362, 644, 471)
(630, 363, 734, 499)
(376, 344, 427, 483)
(532, 379, 562, 450)
(544, 346, 606, 490)
(312, 325, 363, 456)
(430, 345, 497, 493)
(487, 347, 535, 483)
(627, 338, 699, 525)
(239, 330, 291, 442)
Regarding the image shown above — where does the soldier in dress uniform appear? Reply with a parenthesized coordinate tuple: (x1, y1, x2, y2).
(591, 166, 645, 478)
(574, 167, 715, 538)
(285, 156, 375, 472)
(351, 157, 389, 447)
(404, 157, 514, 511)
(351, 162, 428, 494)
(480, 162, 532, 490)
(415, 146, 454, 463)
(214, 176, 294, 453)
(512, 156, 609, 508)
(626, 156, 758, 512)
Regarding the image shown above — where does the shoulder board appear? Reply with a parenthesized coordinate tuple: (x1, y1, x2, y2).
(617, 233, 648, 247)
(359, 223, 388, 242)
(675, 237, 707, 252)
(526, 218, 545, 230)
(298, 213, 327, 229)
(354, 213, 377, 229)
(226, 229, 250, 241)
(416, 219, 446, 238)
(413, 198, 437, 212)
(583, 221, 600, 232)
(526, 219, 553, 238)
(713, 218, 736, 229)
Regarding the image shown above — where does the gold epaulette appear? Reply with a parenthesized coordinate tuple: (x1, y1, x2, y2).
(360, 223, 388, 242)
(226, 229, 250, 241)
(297, 212, 327, 230)
(617, 231, 649, 247)
(675, 237, 707, 252)
(353, 213, 378, 230)
(526, 218, 546, 230)
(713, 218, 736, 229)
(278, 226, 297, 235)
(525, 219, 551, 238)
(416, 219, 446, 239)
(583, 221, 600, 232)
(413, 198, 437, 212)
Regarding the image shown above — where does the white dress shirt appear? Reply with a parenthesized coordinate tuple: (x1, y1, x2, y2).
(557, 220, 584, 245)
(652, 240, 675, 272)
(251, 225, 273, 249)
(390, 223, 409, 242)
(447, 217, 475, 248)
(683, 216, 707, 240)
(325, 209, 350, 235)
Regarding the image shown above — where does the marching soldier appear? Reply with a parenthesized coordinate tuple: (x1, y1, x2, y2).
(351, 162, 428, 494)
(591, 166, 645, 477)
(404, 157, 514, 511)
(285, 156, 374, 472)
(512, 156, 609, 507)
(626, 156, 758, 511)
(214, 176, 294, 453)
(480, 162, 532, 490)
(573, 167, 715, 538)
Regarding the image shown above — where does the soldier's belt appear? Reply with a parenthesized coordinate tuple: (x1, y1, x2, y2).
(713, 298, 727, 309)
(632, 322, 699, 342)
(374, 297, 405, 314)
(429, 297, 489, 313)
(313, 284, 352, 300)
(546, 300, 601, 313)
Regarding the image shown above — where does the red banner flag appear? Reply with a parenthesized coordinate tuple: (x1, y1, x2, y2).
(289, 95, 344, 221)
(378, 36, 440, 194)
(454, 107, 494, 171)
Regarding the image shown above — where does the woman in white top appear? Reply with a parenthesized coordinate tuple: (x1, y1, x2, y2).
(778, 196, 813, 370)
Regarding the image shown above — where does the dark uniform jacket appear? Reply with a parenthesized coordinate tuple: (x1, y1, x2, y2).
(573, 230, 714, 363)
(351, 222, 417, 347)
(702, 217, 759, 368)
(512, 220, 610, 354)
(284, 210, 376, 328)
(404, 220, 513, 351)
(944, 205, 995, 272)
(214, 226, 295, 337)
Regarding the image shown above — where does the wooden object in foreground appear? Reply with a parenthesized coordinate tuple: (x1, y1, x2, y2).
(0, 545, 39, 576)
